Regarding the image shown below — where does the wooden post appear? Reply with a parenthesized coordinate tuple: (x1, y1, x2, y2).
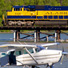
(57, 30, 61, 41)
(17, 30, 20, 41)
(46, 36, 48, 42)
(36, 30, 40, 42)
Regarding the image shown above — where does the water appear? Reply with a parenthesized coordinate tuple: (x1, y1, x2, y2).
(0, 33, 68, 41)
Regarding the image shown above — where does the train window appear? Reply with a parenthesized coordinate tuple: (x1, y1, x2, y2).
(14, 8, 22, 11)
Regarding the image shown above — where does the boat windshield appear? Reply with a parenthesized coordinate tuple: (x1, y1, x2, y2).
(35, 45, 45, 52)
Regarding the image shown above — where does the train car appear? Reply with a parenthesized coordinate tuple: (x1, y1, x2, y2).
(2, 5, 68, 26)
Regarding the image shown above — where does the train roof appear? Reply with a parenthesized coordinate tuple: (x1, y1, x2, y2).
(13, 5, 35, 8)
(13, 5, 68, 10)
(13, 6, 23, 8)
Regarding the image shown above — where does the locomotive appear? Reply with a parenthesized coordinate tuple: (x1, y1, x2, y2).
(2, 5, 68, 26)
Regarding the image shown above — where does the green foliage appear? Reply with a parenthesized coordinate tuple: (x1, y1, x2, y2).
(38, 0, 44, 5)
(0, 0, 68, 32)
(0, 0, 67, 28)
(18, 0, 24, 5)
(30, 0, 35, 5)
(44, 0, 61, 6)
(0, 0, 64, 21)
(0, 11, 2, 17)
(62, 0, 68, 6)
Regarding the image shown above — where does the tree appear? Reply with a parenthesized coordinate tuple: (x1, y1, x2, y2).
(62, 0, 68, 6)
(0, 0, 5, 17)
(30, 0, 35, 5)
(38, 0, 44, 5)
(23, 0, 30, 5)
(4, 0, 11, 10)
(45, 0, 61, 6)
(34, 0, 39, 5)
(0, 0, 5, 10)
(18, 0, 24, 5)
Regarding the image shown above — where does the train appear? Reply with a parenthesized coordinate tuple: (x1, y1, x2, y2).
(2, 5, 68, 26)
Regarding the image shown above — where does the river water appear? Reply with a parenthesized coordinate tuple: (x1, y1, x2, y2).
(0, 33, 68, 41)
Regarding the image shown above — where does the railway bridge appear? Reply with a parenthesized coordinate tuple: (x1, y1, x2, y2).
(2, 5, 68, 42)
(0, 25, 68, 42)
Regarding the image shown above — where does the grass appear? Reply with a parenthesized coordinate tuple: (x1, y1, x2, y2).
(61, 30, 68, 33)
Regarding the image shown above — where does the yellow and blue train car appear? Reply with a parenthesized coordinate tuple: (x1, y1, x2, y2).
(2, 5, 68, 26)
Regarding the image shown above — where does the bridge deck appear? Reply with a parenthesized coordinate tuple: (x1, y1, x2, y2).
(0, 26, 68, 30)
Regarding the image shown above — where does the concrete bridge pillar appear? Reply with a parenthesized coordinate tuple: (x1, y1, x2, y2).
(13, 30, 16, 42)
(34, 30, 40, 42)
(13, 30, 20, 42)
(55, 30, 57, 42)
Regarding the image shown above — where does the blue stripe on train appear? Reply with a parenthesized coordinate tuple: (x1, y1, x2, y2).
(37, 16, 43, 19)
(54, 16, 58, 19)
(64, 16, 68, 19)
(48, 16, 52, 19)
(59, 16, 63, 19)
(7, 16, 68, 19)
(7, 16, 36, 19)
(44, 16, 47, 19)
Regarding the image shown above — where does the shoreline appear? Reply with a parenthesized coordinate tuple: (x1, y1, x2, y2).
(0, 30, 68, 33)
(0, 41, 68, 43)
